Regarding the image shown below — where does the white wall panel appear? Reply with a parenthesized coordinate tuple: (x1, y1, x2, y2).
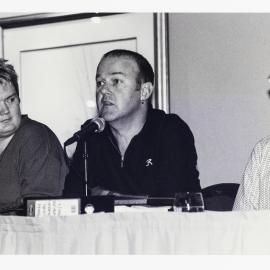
(3, 13, 154, 147)
(169, 13, 270, 187)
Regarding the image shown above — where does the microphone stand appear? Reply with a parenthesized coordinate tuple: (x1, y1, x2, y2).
(82, 112, 104, 197)
(64, 140, 89, 197)
(83, 141, 89, 197)
(64, 114, 105, 197)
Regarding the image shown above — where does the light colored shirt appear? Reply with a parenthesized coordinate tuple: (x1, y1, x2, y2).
(233, 136, 270, 210)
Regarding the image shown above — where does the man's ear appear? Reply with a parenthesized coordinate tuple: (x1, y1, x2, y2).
(140, 82, 153, 102)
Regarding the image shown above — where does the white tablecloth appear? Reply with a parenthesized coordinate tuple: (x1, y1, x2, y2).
(0, 210, 270, 254)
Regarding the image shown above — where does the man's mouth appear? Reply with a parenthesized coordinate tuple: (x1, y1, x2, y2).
(102, 100, 114, 106)
(0, 118, 11, 123)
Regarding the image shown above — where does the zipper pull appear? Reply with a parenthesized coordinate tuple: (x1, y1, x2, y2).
(121, 156, 124, 168)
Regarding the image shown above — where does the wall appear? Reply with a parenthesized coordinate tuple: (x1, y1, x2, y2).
(3, 13, 154, 147)
(0, 26, 2, 57)
(169, 13, 270, 187)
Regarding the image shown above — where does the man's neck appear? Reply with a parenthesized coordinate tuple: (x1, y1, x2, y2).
(0, 134, 14, 156)
(109, 109, 148, 156)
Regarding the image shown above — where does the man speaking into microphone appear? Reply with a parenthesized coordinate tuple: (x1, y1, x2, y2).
(64, 49, 201, 197)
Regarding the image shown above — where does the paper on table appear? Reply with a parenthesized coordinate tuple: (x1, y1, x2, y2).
(114, 205, 171, 212)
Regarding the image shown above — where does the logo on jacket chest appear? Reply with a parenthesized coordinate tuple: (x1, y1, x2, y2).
(145, 158, 153, 167)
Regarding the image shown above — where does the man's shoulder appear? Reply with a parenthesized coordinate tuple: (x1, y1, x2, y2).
(151, 108, 191, 131)
(17, 115, 57, 142)
(254, 135, 270, 153)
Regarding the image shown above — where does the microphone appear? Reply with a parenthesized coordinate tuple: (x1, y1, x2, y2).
(64, 117, 105, 146)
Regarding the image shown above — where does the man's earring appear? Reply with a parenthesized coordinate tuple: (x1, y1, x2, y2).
(141, 100, 145, 105)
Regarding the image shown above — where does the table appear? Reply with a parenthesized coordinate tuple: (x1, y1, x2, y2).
(1, 210, 270, 254)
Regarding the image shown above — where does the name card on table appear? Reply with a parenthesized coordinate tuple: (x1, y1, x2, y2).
(25, 198, 80, 217)
(24, 196, 115, 217)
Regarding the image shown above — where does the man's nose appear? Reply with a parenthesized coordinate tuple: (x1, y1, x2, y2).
(100, 83, 111, 95)
(0, 101, 9, 115)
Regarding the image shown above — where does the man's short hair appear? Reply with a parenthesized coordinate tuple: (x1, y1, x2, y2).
(101, 49, 154, 85)
(0, 58, 19, 96)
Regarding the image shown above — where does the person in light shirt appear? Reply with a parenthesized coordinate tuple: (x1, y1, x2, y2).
(233, 136, 270, 210)
(64, 49, 201, 197)
(0, 59, 68, 213)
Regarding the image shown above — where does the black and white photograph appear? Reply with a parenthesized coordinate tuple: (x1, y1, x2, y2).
(1, 1, 270, 264)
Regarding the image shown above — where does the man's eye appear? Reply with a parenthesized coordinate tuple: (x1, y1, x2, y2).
(112, 79, 120, 85)
(96, 81, 104, 87)
(6, 96, 16, 104)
